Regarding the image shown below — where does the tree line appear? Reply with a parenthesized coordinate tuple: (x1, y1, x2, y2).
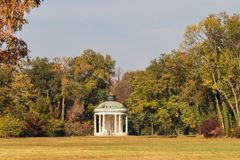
(1, 1, 240, 138)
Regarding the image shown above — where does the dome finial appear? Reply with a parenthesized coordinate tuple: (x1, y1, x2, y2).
(106, 94, 116, 101)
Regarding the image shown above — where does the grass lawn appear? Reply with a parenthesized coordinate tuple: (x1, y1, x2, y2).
(0, 136, 240, 160)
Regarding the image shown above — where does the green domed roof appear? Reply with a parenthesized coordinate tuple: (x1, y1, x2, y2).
(96, 101, 126, 109)
(95, 95, 126, 110)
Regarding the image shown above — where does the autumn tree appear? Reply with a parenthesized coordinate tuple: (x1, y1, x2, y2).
(52, 57, 72, 121)
(110, 71, 132, 104)
(182, 12, 240, 131)
(0, 0, 43, 64)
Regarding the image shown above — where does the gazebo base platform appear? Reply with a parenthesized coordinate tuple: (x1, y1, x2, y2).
(94, 132, 128, 136)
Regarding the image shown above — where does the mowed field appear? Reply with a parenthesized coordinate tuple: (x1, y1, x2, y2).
(0, 136, 240, 160)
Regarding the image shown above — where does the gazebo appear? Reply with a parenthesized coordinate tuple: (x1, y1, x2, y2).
(93, 95, 128, 136)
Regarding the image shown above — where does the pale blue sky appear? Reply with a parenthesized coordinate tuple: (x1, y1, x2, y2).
(18, 0, 240, 70)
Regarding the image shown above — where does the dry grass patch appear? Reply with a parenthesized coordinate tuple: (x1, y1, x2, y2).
(0, 136, 240, 160)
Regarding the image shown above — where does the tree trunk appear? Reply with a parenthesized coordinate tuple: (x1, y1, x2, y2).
(151, 122, 154, 136)
(215, 95, 224, 128)
(61, 97, 65, 121)
(222, 102, 230, 136)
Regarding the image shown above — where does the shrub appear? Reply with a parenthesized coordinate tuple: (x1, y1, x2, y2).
(0, 114, 23, 138)
(23, 110, 45, 137)
(234, 127, 240, 138)
(65, 122, 90, 136)
(43, 119, 65, 137)
(67, 102, 84, 122)
(208, 127, 224, 138)
(64, 102, 90, 136)
(198, 119, 218, 138)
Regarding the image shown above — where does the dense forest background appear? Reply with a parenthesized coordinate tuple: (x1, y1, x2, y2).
(1, 1, 240, 138)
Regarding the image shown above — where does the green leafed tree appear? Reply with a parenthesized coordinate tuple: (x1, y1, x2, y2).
(0, 64, 14, 114)
(9, 71, 38, 119)
(0, 114, 23, 138)
(67, 49, 115, 120)
(127, 52, 198, 135)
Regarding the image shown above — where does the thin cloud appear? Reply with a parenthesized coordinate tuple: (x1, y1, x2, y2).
(18, 0, 240, 70)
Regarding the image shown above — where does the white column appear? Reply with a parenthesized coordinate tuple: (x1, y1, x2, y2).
(103, 114, 105, 133)
(94, 114, 97, 134)
(99, 114, 102, 133)
(119, 114, 122, 133)
(125, 115, 128, 134)
(114, 114, 117, 133)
